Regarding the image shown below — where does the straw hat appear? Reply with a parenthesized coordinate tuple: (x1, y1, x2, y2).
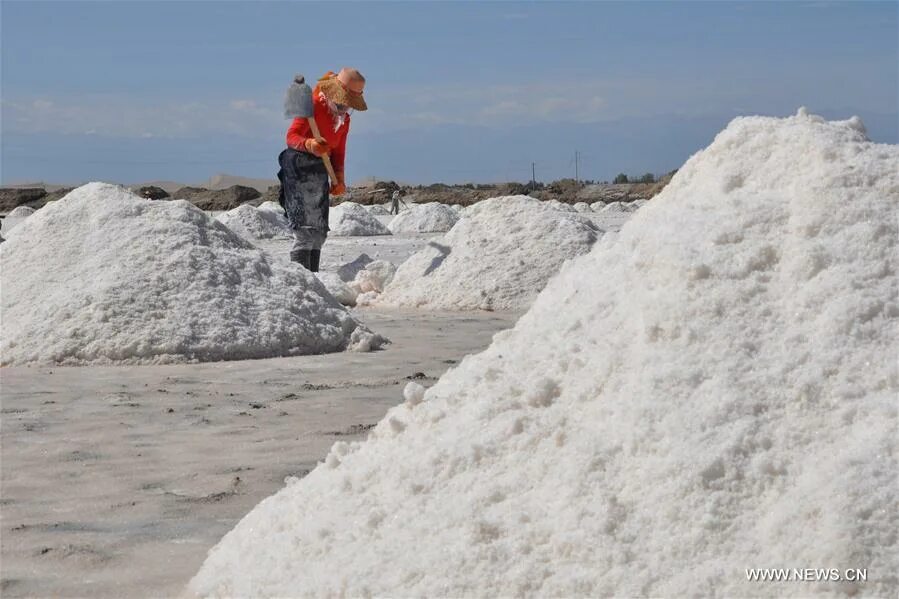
(318, 68, 367, 111)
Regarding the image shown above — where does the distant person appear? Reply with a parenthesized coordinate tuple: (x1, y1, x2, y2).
(278, 68, 367, 271)
(390, 190, 407, 215)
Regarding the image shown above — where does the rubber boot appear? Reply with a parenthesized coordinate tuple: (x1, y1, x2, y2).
(309, 249, 321, 273)
(290, 249, 312, 270)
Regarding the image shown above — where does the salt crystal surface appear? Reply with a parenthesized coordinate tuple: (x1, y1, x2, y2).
(7, 206, 36, 218)
(190, 111, 899, 596)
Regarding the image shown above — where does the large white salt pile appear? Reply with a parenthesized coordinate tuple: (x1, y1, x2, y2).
(215, 204, 290, 241)
(0, 183, 383, 365)
(387, 202, 460, 233)
(190, 111, 898, 597)
(329, 201, 391, 236)
(377, 196, 598, 311)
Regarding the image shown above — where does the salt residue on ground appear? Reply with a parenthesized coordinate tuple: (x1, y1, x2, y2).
(387, 202, 459, 233)
(329, 202, 391, 236)
(216, 204, 291, 240)
(376, 196, 599, 311)
(0, 183, 384, 365)
(190, 110, 898, 597)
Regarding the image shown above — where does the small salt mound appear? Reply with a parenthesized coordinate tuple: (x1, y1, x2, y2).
(316, 272, 358, 307)
(2, 206, 38, 236)
(450, 204, 463, 212)
(573, 201, 592, 213)
(329, 202, 391, 236)
(387, 202, 459, 233)
(0, 183, 384, 365)
(7, 206, 36, 218)
(363, 204, 390, 216)
(337, 254, 374, 282)
(190, 111, 898, 597)
(257, 201, 285, 214)
(377, 196, 599, 311)
(544, 199, 576, 212)
(350, 260, 396, 295)
(216, 204, 290, 241)
(632, 199, 649, 208)
(597, 200, 637, 213)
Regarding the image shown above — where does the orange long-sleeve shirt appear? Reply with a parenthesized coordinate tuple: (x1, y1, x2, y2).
(285, 87, 350, 175)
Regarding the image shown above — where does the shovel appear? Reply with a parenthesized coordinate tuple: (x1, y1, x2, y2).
(284, 74, 339, 186)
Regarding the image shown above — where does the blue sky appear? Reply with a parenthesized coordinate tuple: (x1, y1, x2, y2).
(2, 1, 897, 185)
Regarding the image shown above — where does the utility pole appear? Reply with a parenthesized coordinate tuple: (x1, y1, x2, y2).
(575, 151, 580, 184)
(531, 162, 536, 188)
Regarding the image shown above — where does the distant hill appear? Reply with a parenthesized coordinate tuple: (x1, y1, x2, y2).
(128, 180, 187, 194)
(2, 181, 72, 192)
(202, 174, 277, 192)
(3, 174, 277, 195)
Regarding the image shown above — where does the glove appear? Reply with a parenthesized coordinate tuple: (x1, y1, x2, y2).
(304, 137, 330, 157)
(330, 173, 346, 196)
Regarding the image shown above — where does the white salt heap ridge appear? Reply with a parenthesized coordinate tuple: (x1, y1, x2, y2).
(329, 201, 391, 236)
(2, 205, 38, 236)
(316, 259, 397, 308)
(7, 206, 36, 218)
(598, 200, 638, 213)
(0, 183, 384, 365)
(377, 196, 599, 311)
(387, 202, 460, 233)
(350, 260, 397, 294)
(544, 198, 576, 212)
(257, 200, 285, 214)
(315, 272, 358, 307)
(190, 110, 898, 597)
(215, 204, 290, 241)
(573, 201, 592, 212)
(362, 203, 390, 216)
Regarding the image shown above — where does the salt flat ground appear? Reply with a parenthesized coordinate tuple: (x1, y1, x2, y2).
(0, 309, 518, 597)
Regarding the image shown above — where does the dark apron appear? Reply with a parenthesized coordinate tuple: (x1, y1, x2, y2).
(277, 148, 330, 233)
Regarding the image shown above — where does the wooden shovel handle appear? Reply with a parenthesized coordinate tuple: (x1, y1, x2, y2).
(306, 117, 338, 184)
